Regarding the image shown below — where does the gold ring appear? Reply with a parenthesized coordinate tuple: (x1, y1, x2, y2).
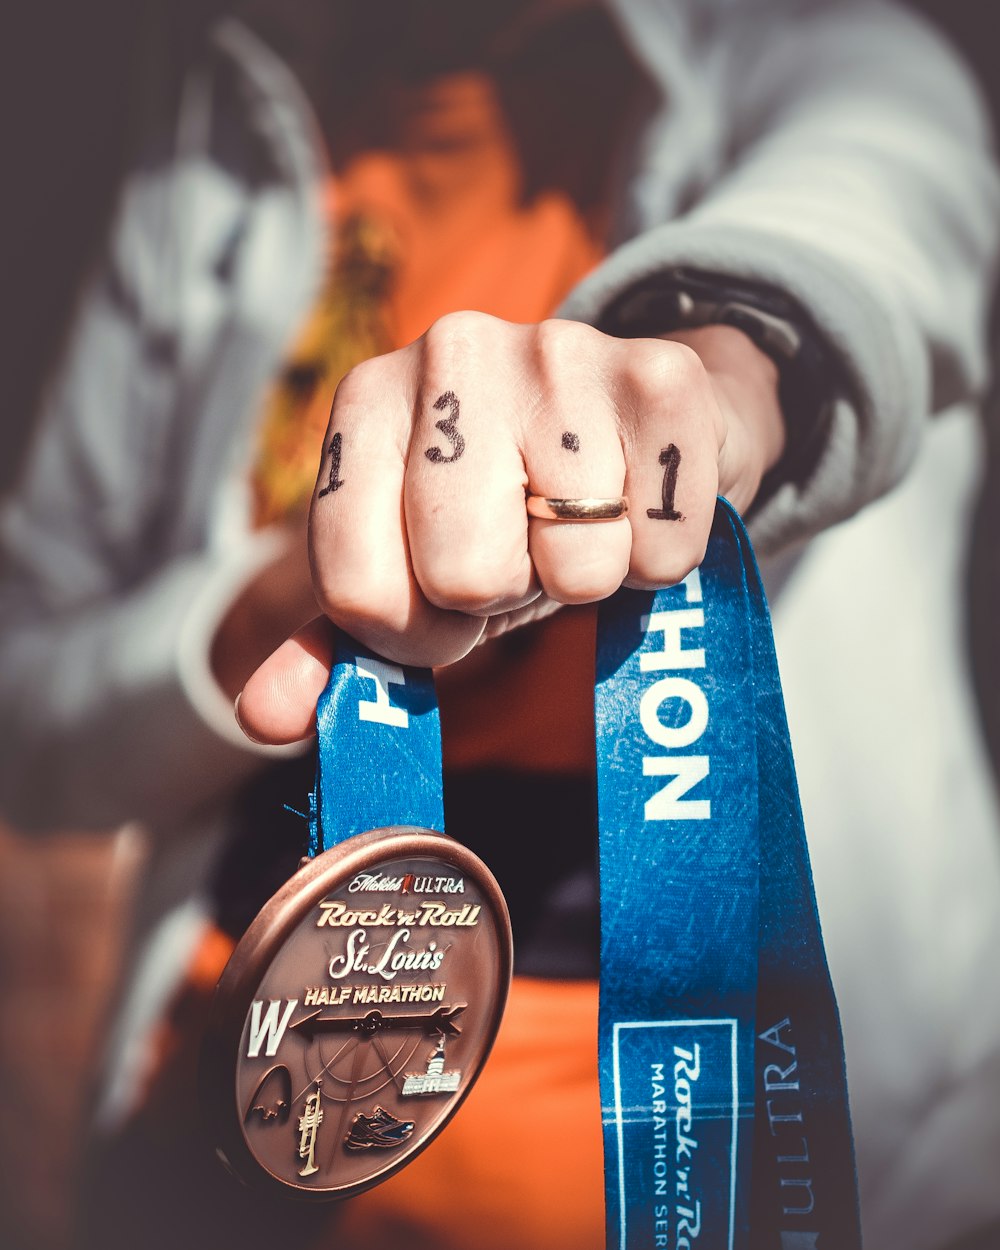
(525, 495, 629, 521)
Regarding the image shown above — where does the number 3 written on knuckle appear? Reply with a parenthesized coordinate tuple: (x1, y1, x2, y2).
(424, 391, 466, 464)
(318, 432, 345, 498)
(646, 444, 683, 521)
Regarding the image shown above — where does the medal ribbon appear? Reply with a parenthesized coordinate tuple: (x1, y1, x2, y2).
(596, 500, 860, 1249)
(311, 638, 443, 854)
(309, 500, 859, 1246)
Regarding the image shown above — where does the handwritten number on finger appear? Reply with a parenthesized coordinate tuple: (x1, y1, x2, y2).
(318, 432, 345, 498)
(646, 444, 683, 521)
(424, 391, 465, 464)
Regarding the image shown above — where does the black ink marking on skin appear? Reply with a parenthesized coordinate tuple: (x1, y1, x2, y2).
(318, 432, 345, 497)
(561, 431, 580, 453)
(424, 391, 466, 464)
(646, 444, 683, 521)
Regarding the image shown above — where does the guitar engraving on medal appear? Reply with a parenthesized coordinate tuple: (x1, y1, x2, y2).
(203, 828, 511, 1201)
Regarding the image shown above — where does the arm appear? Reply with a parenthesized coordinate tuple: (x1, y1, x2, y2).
(0, 21, 325, 832)
(0, 309, 305, 833)
(237, 0, 999, 743)
(563, 0, 1000, 551)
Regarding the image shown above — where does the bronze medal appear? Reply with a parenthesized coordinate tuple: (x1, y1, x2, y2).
(203, 826, 512, 1200)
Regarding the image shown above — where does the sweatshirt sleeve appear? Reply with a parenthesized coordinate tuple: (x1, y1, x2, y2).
(560, 0, 1000, 553)
(0, 20, 323, 835)
(0, 261, 306, 834)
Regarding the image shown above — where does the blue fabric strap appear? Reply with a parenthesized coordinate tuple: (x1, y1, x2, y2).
(595, 500, 860, 1250)
(310, 634, 444, 854)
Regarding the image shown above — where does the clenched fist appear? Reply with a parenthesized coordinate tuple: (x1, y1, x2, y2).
(236, 314, 784, 743)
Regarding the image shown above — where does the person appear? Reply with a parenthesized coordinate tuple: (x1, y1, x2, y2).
(1, 2, 999, 1248)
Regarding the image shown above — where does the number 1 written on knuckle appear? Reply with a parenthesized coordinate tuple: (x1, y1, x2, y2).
(318, 432, 345, 498)
(646, 444, 683, 521)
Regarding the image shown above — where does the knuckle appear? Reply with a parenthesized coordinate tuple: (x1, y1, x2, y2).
(423, 310, 499, 368)
(541, 564, 622, 605)
(627, 533, 709, 591)
(418, 554, 524, 614)
(625, 339, 704, 401)
(538, 534, 627, 605)
(534, 318, 599, 375)
(429, 309, 497, 338)
(533, 321, 606, 397)
(333, 357, 383, 408)
(315, 571, 406, 637)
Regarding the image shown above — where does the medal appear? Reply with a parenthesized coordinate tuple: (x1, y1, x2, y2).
(204, 639, 512, 1199)
(203, 827, 510, 1198)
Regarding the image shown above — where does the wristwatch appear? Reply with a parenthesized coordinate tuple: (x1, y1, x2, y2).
(599, 267, 837, 490)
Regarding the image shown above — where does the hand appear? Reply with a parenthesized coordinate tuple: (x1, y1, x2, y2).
(235, 314, 784, 743)
(211, 526, 317, 702)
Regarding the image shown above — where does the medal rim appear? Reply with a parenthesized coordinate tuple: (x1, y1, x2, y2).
(202, 825, 513, 1202)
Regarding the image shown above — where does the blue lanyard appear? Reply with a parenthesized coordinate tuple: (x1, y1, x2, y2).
(310, 641, 444, 855)
(310, 500, 859, 1246)
(596, 500, 859, 1249)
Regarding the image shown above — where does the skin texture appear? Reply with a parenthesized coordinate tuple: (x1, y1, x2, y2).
(231, 318, 784, 744)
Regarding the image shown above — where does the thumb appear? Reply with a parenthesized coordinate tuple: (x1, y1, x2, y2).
(235, 616, 334, 745)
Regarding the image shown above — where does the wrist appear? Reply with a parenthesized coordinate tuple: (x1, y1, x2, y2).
(660, 323, 786, 475)
(602, 270, 838, 500)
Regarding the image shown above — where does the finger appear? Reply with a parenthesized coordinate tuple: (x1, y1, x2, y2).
(524, 321, 631, 604)
(616, 339, 720, 588)
(481, 592, 563, 642)
(404, 314, 538, 617)
(237, 616, 335, 744)
(309, 348, 485, 666)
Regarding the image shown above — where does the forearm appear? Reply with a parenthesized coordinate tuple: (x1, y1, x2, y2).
(660, 325, 785, 511)
(0, 539, 304, 834)
(570, 0, 1000, 551)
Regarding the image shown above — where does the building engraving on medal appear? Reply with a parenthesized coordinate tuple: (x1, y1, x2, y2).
(401, 1036, 461, 1096)
(297, 1081, 324, 1177)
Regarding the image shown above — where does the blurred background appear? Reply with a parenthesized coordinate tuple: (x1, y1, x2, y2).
(0, 2, 998, 1248)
